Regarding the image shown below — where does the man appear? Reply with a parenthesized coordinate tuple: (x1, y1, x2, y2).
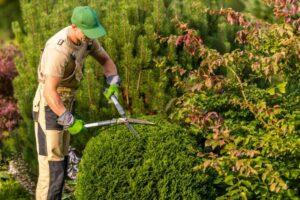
(32, 6, 120, 200)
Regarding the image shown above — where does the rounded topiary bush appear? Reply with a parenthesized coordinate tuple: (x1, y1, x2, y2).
(75, 115, 216, 200)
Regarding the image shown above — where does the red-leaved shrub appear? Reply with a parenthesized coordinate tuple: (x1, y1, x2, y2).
(0, 41, 20, 138)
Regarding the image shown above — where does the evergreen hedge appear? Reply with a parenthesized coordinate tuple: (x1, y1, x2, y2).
(75, 115, 216, 199)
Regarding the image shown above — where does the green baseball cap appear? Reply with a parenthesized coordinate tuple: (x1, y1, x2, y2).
(71, 6, 106, 39)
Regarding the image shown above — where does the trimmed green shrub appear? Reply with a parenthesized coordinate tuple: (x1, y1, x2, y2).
(75, 115, 216, 199)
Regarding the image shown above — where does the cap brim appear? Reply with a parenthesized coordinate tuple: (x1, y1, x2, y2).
(82, 24, 106, 39)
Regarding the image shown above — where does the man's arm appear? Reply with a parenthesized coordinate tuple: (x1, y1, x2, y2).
(92, 48, 118, 76)
(43, 76, 66, 116)
(43, 75, 82, 132)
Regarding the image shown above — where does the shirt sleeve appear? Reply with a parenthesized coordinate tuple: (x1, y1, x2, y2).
(89, 39, 104, 58)
(42, 47, 67, 78)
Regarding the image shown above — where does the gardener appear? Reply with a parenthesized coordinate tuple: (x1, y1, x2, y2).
(32, 6, 120, 200)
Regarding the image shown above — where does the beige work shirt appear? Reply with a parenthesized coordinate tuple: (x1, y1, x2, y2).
(38, 26, 103, 89)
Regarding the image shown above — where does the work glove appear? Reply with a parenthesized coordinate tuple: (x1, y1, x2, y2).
(68, 119, 85, 135)
(104, 74, 121, 100)
(104, 84, 120, 100)
(57, 110, 85, 135)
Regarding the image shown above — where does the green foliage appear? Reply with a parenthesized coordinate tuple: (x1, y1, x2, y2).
(0, 135, 16, 161)
(168, 4, 300, 199)
(75, 115, 216, 199)
(243, 0, 275, 23)
(0, 176, 32, 200)
(0, 0, 21, 39)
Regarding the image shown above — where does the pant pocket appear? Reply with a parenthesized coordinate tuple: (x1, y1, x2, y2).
(45, 106, 63, 130)
(37, 123, 47, 156)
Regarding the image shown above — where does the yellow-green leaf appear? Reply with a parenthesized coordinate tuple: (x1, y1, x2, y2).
(224, 174, 234, 186)
(277, 82, 287, 94)
(2, 131, 10, 137)
(267, 87, 275, 95)
(240, 192, 247, 200)
(270, 183, 277, 192)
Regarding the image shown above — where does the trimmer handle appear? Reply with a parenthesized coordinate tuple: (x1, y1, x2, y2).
(110, 94, 126, 117)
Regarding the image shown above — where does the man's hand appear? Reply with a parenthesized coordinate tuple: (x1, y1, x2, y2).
(106, 74, 121, 86)
(57, 111, 85, 135)
(57, 110, 74, 127)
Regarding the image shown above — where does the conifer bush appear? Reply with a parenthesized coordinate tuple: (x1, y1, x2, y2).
(75, 115, 216, 200)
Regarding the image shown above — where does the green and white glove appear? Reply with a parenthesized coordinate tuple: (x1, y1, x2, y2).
(104, 74, 121, 100)
(57, 111, 85, 135)
(104, 84, 120, 100)
(68, 119, 85, 135)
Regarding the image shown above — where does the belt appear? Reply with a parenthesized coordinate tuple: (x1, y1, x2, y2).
(57, 86, 76, 94)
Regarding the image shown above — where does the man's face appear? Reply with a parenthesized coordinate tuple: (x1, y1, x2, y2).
(75, 27, 91, 44)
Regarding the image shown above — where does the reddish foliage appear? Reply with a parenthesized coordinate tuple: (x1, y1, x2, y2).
(169, 20, 203, 55)
(0, 42, 20, 138)
(267, 0, 300, 31)
(0, 97, 19, 134)
(0, 44, 18, 80)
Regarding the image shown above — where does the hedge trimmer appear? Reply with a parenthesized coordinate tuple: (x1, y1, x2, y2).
(83, 94, 154, 138)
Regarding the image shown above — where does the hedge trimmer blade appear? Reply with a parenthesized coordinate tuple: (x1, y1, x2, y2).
(110, 94, 143, 138)
(84, 94, 154, 138)
(124, 121, 140, 138)
(126, 118, 155, 125)
(84, 118, 154, 128)
(123, 118, 155, 138)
